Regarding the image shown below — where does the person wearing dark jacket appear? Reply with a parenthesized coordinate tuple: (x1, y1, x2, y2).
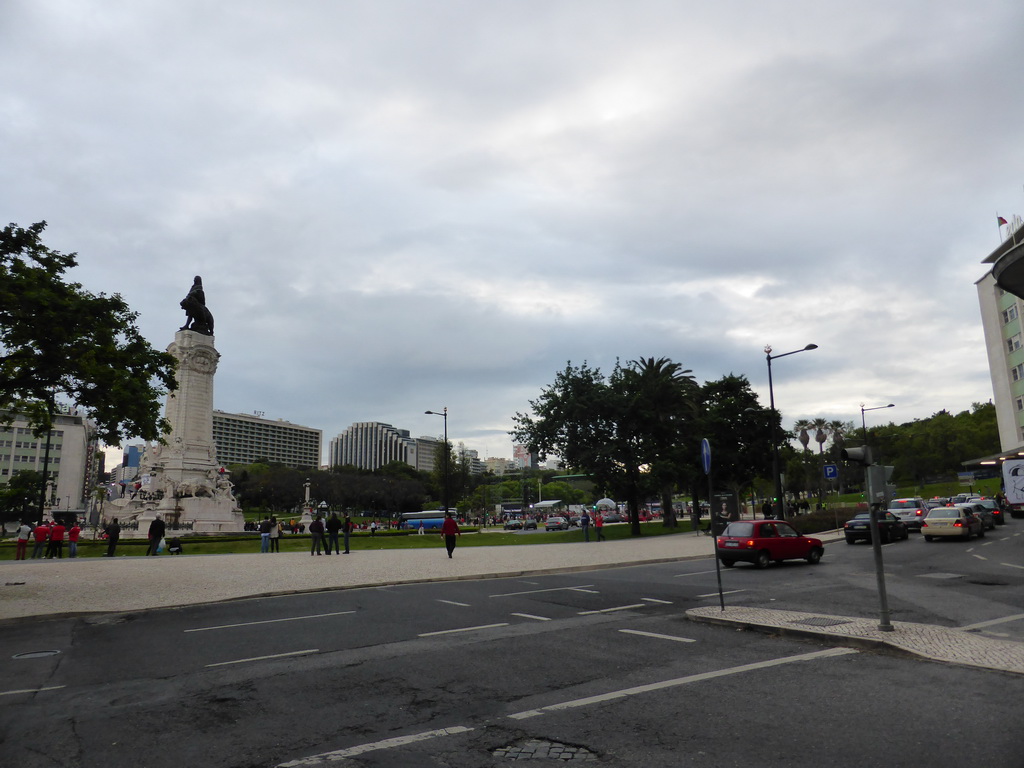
(104, 518, 121, 557)
(146, 515, 166, 556)
(325, 513, 342, 555)
(309, 515, 325, 556)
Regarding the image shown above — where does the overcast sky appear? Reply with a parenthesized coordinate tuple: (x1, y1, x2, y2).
(4, 1, 1023, 464)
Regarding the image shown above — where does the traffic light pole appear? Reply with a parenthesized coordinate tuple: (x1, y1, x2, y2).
(865, 465, 894, 632)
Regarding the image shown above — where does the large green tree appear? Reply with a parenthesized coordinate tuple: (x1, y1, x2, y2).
(0, 221, 177, 443)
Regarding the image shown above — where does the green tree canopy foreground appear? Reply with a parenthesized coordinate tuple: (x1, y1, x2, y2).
(0, 221, 177, 443)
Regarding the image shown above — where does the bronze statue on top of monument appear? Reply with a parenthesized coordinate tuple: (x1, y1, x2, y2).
(180, 275, 214, 335)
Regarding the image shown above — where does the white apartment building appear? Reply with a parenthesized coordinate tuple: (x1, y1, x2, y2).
(0, 407, 99, 513)
(212, 411, 322, 469)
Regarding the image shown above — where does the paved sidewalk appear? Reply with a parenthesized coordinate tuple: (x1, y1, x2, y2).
(0, 529, 725, 621)
(687, 605, 1024, 675)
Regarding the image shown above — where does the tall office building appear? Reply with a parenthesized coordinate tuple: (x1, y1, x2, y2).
(212, 411, 322, 469)
(329, 422, 419, 471)
(0, 406, 99, 513)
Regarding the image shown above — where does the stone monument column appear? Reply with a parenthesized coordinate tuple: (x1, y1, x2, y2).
(131, 277, 244, 534)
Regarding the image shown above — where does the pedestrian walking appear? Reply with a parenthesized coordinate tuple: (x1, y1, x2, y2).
(441, 511, 460, 558)
(369, 520, 377, 537)
(146, 515, 165, 556)
(595, 512, 605, 541)
(326, 512, 342, 555)
(343, 513, 353, 553)
(418, 521, 425, 535)
(46, 519, 66, 559)
(103, 518, 121, 557)
(269, 516, 280, 552)
(15, 521, 32, 560)
(761, 501, 773, 519)
(259, 516, 272, 553)
(67, 520, 81, 558)
(309, 515, 325, 555)
(580, 510, 591, 542)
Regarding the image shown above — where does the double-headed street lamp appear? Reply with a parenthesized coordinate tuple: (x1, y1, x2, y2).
(766, 343, 818, 519)
(425, 407, 449, 513)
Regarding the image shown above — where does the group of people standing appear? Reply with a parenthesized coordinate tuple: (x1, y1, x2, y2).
(306, 512, 355, 556)
(578, 511, 606, 543)
(15, 518, 83, 560)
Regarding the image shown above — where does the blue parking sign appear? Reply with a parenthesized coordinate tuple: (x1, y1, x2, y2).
(823, 463, 839, 480)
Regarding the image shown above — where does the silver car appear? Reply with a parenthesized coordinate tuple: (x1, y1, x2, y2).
(887, 497, 929, 531)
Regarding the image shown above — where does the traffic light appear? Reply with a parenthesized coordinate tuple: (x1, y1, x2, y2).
(841, 446, 874, 465)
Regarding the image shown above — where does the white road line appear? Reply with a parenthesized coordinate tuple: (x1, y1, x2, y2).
(418, 623, 509, 637)
(277, 726, 474, 767)
(982, 541, 994, 546)
(673, 570, 721, 578)
(0, 685, 65, 697)
(508, 647, 857, 720)
(436, 599, 471, 607)
(511, 613, 552, 621)
(569, 588, 601, 594)
(490, 585, 595, 598)
(1001, 562, 1024, 570)
(618, 629, 695, 643)
(185, 611, 355, 633)
(206, 649, 318, 668)
(577, 604, 646, 615)
(972, 554, 988, 561)
(960, 612, 1024, 630)
(641, 598, 673, 604)
(696, 590, 744, 598)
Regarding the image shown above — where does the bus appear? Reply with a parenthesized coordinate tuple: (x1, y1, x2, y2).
(398, 511, 448, 531)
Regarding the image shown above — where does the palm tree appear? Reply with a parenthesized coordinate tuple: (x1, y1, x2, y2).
(793, 419, 813, 510)
(812, 417, 830, 506)
(624, 357, 698, 533)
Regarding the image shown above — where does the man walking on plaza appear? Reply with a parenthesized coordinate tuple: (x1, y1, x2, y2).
(441, 511, 461, 558)
(67, 519, 81, 558)
(580, 510, 591, 542)
(326, 512, 342, 555)
(343, 513, 353, 554)
(309, 515, 325, 555)
(146, 514, 165, 556)
(595, 511, 605, 541)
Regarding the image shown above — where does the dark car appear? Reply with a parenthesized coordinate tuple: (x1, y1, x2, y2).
(845, 511, 909, 544)
(716, 520, 824, 569)
(600, 512, 623, 523)
(523, 519, 538, 530)
(968, 497, 1006, 525)
(503, 518, 523, 531)
(956, 503, 995, 530)
(544, 516, 570, 531)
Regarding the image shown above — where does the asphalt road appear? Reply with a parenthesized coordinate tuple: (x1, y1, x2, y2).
(2, 525, 1023, 767)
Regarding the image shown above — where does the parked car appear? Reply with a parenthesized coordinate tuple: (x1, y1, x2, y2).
(887, 497, 930, 531)
(716, 520, 824, 569)
(844, 511, 909, 544)
(922, 506, 984, 541)
(601, 512, 623, 523)
(955, 502, 996, 530)
(544, 516, 570, 531)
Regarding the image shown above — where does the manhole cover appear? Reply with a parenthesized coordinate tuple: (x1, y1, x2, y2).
(493, 739, 597, 761)
(790, 617, 854, 628)
(13, 650, 61, 659)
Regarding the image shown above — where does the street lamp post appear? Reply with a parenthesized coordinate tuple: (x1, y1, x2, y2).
(425, 408, 449, 513)
(860, 403, 895, 446)
(765, 344, 818, 520)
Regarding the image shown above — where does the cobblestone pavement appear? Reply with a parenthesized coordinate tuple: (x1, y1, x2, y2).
(687, 605, 1024, 675)
(492, 740, 598, 761)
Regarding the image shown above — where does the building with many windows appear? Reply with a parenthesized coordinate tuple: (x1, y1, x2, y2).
(329, 422, 418, 471)
(212, 411, 322, 469)
(978, 218, 1024, 453)
(0, 407, 99, 515)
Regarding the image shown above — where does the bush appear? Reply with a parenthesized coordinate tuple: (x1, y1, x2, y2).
(787, 506, 860, 534)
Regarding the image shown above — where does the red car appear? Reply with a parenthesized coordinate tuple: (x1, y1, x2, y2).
(716, 520, 824, 569)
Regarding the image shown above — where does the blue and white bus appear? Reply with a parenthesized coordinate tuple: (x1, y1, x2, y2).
(399, 511, 448, 531)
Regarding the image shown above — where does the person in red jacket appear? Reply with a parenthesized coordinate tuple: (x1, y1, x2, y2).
(47, 519, 66, 558)
(67, 520, 81, 558)
(32, 520, 50, 559)
(441, 511, 461, 559)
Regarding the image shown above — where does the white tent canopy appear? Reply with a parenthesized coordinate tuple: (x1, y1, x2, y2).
(595, 498, 616, 509)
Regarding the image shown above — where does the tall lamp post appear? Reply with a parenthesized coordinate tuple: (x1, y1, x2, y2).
(425, 408, 449, 513)
(860, 403, 895, 445)
(766, 344, 818, 519)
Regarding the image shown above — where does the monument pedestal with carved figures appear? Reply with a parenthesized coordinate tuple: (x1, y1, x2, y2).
(115, 329, 244, 534)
